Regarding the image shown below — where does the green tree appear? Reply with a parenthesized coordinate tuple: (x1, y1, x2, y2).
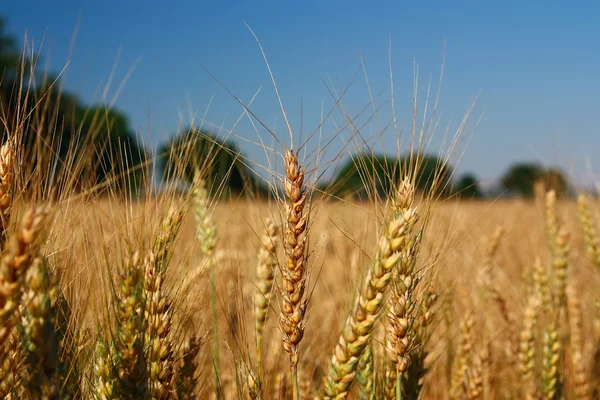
(326, 153, 453, 200)
(500, 162, 569, 198)
(453, 173, 483, 199)
(158, 127, 266, 197)
(0, 17, 23, 86)
(0, 17, 147, 197)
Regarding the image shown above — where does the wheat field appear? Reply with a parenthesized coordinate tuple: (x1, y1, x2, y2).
(0, 27, 598, 399)
(1, 154, 599, 399)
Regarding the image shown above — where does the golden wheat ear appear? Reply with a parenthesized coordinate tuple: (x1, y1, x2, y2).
(0, 142, 14, 246)
(518, 290, 540, 399)
(279, 150, 310, 400)
(143, 207, 185, 399)
(322, 181, 418, 399)
(112, 250, 146, 397)
(20, 257, 63, 398)
(0, 206, 47, 345)
(567, 287, 592, 399)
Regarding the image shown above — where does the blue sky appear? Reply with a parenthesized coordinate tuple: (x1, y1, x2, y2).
(3, 1, 600, 185)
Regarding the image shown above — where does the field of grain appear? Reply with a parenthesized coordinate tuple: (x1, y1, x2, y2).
(2, 164, 598, 399)
(0, 27, 598, 399)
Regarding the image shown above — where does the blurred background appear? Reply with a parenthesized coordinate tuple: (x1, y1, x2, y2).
(2, 0, 600, 198)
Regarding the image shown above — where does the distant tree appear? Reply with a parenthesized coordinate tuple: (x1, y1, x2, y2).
(326, 153, 453, 200)
(0, 17, 147, 198)
(542, 167, 569, 196)
(0, 17, 24, 87)
(500, 162, 569, 198)
(454, 173, 483, 199)
(158, 127, 267, 197)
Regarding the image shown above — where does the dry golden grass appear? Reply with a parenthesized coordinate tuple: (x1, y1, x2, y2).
(3, 193, 589, 399)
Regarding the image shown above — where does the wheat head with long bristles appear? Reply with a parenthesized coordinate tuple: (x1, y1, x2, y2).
(322, 182, 418, 399)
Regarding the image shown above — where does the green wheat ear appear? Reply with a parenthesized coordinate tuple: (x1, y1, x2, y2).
(193, 177, 222, 398)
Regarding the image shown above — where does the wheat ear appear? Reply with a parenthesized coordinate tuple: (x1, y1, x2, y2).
(193, 178, 222, 398)
(322, 195, 417, 398)
(577, 195, 600, 398)
(144, 207, 184, 399)
(113, 250, 146, 397)
(385, 273, 417, 399)
(279, 150, 310, 400)
(567, 287, 591, 400)
(0, 142, 14, 245)
(0, 206, 47, 344)
(20, 257, 65, 398)
(541, 319, 561, 400)
(577, 195, 600, 267)
(254, 218, 279, 382)
(518, 293, 540, 399)
(402, 284, 438, 400)
(143, 250, 176, 399)
(466, 349, 484, 400)
(92, 340, 116, 399)
(551, 228, 569, 310)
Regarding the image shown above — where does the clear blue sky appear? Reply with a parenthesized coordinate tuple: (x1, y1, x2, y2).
(3, 1, 600, 186)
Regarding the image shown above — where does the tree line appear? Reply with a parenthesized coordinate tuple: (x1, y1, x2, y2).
(1, 17, 571, 200)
